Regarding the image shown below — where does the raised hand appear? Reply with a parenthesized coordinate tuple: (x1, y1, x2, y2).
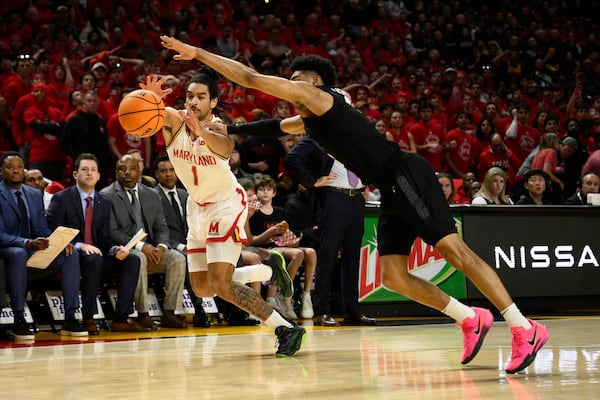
(139, 75, 172, 98)
(161, 35, 197, 61)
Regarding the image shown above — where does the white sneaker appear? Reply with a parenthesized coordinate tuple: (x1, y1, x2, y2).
(266, 297, 282, 313)
(276, 292, 297, 319)
(300, 292, 314, 319)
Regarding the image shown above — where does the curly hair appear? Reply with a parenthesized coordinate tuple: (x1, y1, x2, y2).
(289, 55, 337, 86)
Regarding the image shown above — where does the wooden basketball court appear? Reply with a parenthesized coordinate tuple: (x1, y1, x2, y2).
(1, 316, 598, 399)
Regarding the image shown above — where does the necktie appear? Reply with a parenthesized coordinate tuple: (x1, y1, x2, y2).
(169, 191, 183, 224)
(84, 196, 93, 244)
(15, 191, 30, 237)
(347, 169, 359, 187)
(129, 189, 143, 230)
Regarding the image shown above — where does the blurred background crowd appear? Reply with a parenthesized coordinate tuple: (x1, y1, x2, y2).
(1, 0, 600, 203)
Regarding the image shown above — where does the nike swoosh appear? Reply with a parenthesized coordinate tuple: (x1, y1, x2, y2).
(473, 316, 481, 335)
(527, 326, 537, 346)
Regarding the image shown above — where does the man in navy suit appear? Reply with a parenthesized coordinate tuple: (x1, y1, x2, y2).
(47, 153, 147, 333)
(284, 137, 376, 326)
(0, 151, 83, 340)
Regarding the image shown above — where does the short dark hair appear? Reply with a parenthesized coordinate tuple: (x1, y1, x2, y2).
(73, 153, 99, 171)
(153, 152, 171, 171)
(0, 151, 23, 166)
(290, 55, 337, 86)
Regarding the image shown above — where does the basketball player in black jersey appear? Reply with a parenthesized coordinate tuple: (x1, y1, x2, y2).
(160, 35, 548, 374)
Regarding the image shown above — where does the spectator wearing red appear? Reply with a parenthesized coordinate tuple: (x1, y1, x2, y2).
(503, 104, 542, 166)
(430, 92, 449, 130)
(385, 110, 416, 153)
(229, 89, 255, 122)
(46, 64, 74, 112)
(3, 54, 34, 111)
(445, 110, 477, 179)
(24, 83, 66, 181)
(447, 92, 483, 131)
(410, 102, 446, 172)
(477, 133, 521, 184)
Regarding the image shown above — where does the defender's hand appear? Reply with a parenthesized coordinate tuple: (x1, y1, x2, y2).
(161, 36, 197, 61)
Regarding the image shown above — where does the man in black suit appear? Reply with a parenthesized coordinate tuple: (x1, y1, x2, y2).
(100, 154, 187, 329)
(563, 173, 600, 205)
(153, 153, 210, 327)
(284, 137, 376, 326)
(0, 151, 82, 340)
(47, 153, 147, 333)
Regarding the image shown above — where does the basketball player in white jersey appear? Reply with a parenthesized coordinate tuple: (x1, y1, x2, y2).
(140, 71, 306, 357)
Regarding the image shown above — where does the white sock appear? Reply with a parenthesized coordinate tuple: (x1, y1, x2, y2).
(501, 303, 531, 329)
(232, 263, 272, 284)
(264, 310, 293, 329)
(441, 297, 475, 324)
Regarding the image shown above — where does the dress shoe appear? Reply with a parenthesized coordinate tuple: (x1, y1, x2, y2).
(316, 314, 338, 326)
(84, 319, 99, 335)
(111, 319, 151, 332)
(342, 314, 377, 326)
(161, 312, 187, 328)
(136, 315, 158, 330)
(193, 307, 211, 327)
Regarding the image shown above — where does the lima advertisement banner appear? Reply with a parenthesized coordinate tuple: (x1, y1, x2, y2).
(359, 212, 467, 303)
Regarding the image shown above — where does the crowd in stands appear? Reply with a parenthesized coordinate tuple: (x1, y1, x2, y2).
(2, 0, 600, 338)
(1, 0, 599, 202)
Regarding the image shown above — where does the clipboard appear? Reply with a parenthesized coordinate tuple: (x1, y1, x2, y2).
(125, 228, 147, 250)
(26, 226, 80, 269)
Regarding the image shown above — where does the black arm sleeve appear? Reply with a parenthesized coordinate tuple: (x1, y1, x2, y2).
(227, 119, 285, 137)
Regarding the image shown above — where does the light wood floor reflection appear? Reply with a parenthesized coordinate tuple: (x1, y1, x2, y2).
(1, 317, 599, 399)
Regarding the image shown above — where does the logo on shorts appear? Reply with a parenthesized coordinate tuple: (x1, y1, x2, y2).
(208, 221, 220, 235)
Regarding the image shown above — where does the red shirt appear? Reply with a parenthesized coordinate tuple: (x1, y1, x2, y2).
(504, 124, 541, 165)
(410, 120, 446, 171)
(24, 102, 65, 162)
(477, 146, 522, 183)
(445, 129, 476, 176)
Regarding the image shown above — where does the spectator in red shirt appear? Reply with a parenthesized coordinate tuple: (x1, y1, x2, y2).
(445, 110, 477, 179)
(385, 110, 416, 153)
(410, 102, 446, 172)
(477, 133, 521, 185)
(24, 83, 65, 181)
(503, 104, 542, 165)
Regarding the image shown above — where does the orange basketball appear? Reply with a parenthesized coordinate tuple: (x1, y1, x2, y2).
(118, 89, 166, 137)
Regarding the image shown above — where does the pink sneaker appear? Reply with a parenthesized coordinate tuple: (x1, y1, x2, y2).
(460, 307, 494, 364)
(505, 319, 549, 374)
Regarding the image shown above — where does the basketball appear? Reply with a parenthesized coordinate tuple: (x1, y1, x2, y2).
(118, 89, 166, 137)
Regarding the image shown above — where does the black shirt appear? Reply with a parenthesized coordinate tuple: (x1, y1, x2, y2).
(302, 86, 400, 186)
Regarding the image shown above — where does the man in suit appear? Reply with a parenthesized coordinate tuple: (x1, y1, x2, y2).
(100, 154, 187, 329)
(47, 153, 147, 334)
(284, 137, 376, 326)
(153, 153, 210, 327)
(0, 151, 84, 340)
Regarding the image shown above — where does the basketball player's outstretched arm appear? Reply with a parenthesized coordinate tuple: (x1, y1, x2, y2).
(160, 35, 332, 118)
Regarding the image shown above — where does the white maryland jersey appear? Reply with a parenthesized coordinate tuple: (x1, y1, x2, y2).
(166, 115, 237, 203)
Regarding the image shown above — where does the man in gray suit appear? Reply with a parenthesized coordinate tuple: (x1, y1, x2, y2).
(100, 154, 187, 329)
